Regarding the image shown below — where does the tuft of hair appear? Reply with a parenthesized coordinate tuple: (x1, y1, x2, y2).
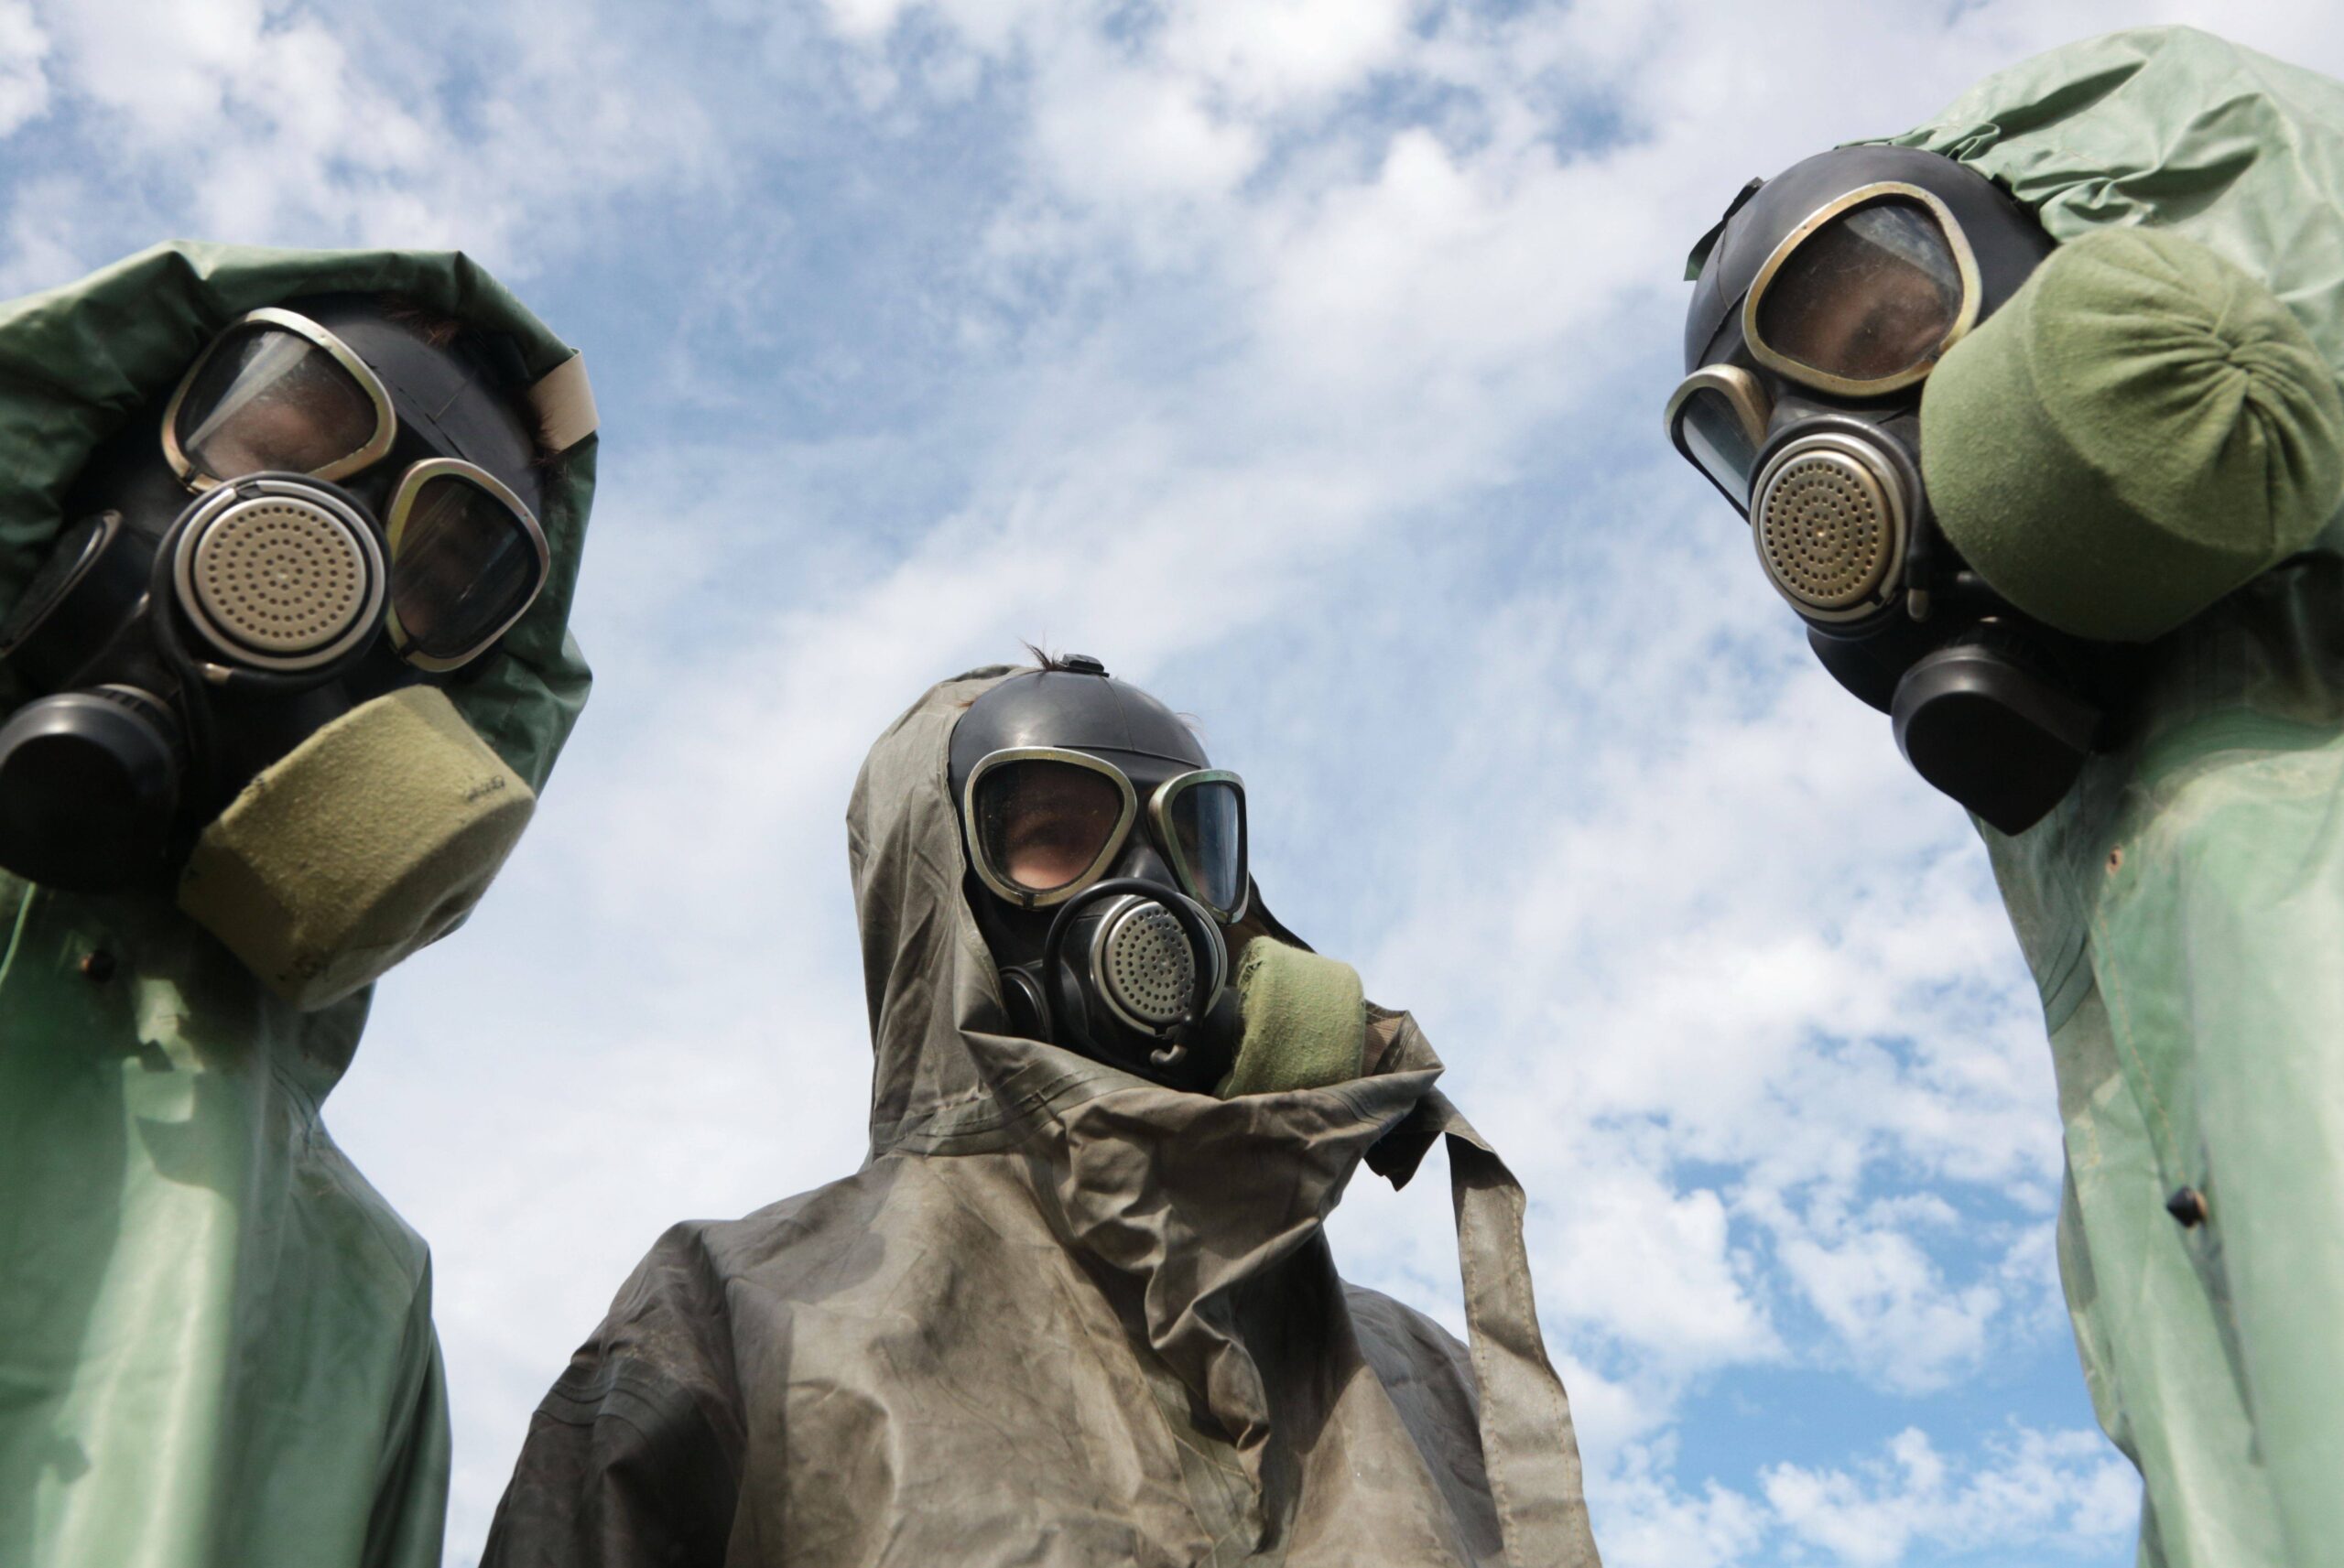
(379, 295, 466, 350)
(1021, 641, 1083, 674)
(1015, 643, 1202, 734)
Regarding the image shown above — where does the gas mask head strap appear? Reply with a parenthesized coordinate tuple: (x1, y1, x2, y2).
(527, 352, 598, 455)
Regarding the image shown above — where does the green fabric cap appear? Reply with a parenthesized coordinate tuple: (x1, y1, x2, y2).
(1921, 225, 2344, 643)
(1215, 935, 1367, 1098)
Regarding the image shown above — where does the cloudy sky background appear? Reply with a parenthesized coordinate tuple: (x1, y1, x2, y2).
(6, 2, 2343, 1564)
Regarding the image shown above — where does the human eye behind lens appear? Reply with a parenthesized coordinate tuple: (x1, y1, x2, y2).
(1005, 812, 1097, 885)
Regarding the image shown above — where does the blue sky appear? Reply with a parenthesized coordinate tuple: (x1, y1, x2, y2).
(7, 2, 2344, 1564)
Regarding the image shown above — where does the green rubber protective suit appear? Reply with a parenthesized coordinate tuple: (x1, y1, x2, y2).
(1878, 28, 2344, 1566)
(0, 243, 598, 1568)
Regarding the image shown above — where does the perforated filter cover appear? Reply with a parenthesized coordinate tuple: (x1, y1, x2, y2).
(190, 496, 372, 655)
(1757, 450, 1895, 611)
(1100, 901, 1197, 1027)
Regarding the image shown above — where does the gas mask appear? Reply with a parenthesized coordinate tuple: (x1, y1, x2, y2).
(0, 295, 595, 1005)
(949, 656, 1249, 1093)
(1666, 146, 2121, 833)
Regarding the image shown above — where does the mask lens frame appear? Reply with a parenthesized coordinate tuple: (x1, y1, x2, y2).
(161, 308, 397, 491)
(382, 457, 552, 673)
(1664, 364, 1771, 514)
(1742, 182, 1981, 397)
(1148, 769, 1249, 924)
(964, 748, 1140, 910)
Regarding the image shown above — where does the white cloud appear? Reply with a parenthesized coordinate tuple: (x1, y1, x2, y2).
(0, 0, 724, 287)
(0, 1, 49, 137)
(1029, 46, 1265, 203)
(1601, 1439, 1775, 1568)
(819, 0, 911, 43)
(0, 174, 86, 297)
(1160, 0, 1418, 111)
(1545, 1172, 1780, 1371)
(1763, 1425, 2137, 1566)
(1468, 1420, 2135, 1568)
(1774, 1224, 2002, 1393)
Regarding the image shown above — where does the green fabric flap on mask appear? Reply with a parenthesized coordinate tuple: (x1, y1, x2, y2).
(1215, 936, 1367, 1098)
(178, 686, 536, 1011)
(1921, 226, 2344, 643)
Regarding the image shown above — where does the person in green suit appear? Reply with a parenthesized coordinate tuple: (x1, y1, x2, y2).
(1665, 27, 2344, 1567)
(0, 243, 601, 1567)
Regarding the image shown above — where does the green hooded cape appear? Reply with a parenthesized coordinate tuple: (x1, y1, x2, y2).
(0, 243, 597, 1568)
(1880, 28, 2344, 1567)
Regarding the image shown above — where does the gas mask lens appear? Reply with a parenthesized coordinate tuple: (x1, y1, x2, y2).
(964, 747, 1251, 917)
(1154, 772, 1247, 922)
(1665, 365, 1771, 511)
(164, 309, 394, 487)
(1749, 189, 1976, 393)
(971, 753, 1136, 903)
(385, 460, 551, 670)
(159, 309, 549, 675)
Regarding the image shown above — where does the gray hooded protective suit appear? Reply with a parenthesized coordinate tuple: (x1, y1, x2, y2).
(484, 668, 1601, 1567)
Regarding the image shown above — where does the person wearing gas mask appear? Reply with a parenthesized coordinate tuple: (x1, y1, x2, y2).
(1666, 27, 2344, 1567)
(484, 655, 1602, 1568)
(0, 243, 599, 1568)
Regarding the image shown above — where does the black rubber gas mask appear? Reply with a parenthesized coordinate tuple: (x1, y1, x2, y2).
(950, 656, 1248, 1093)
(0, 296, 589, 997)
(1666, 146, 2114, 833)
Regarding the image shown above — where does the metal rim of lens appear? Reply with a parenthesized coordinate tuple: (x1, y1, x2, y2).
(1749, 431, 1907, 622)
(1145, 768, 1250, 925)
(961, 746, 1139, 912)
(1741, 181, 1982, 398)
(1663, 364, 1772, 514)
(171, 479, 385, 671)
(1091, 895, 1197, 1033)
(159, 308, 399, 492)
(381, 457, 554, 673)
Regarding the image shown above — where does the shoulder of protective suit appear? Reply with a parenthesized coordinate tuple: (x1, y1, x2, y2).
(669, 1155, 1052, 1302)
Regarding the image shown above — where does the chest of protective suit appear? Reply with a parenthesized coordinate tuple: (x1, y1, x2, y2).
(0, 876, 447, 1568)
(1985, 557, 2344, 1193)
(548, 1150, 1503, 1568)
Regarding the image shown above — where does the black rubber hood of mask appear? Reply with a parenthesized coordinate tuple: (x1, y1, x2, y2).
(289, 293, 545, 518)
(1683, 145, 2055, 373)
(948, 662, 1210, 801)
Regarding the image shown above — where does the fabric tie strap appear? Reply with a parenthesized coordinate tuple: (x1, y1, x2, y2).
(1427, 1090, 1603, 1568)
